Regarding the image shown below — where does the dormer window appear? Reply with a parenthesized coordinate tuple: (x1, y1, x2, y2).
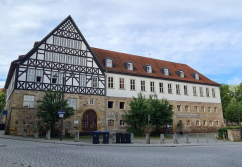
(195, 73, 199, 80)
(164, 68, 169, 76)
(191, 72, 200, 80)
(180, 71, 184, 78)
(126, 62, 133, 70)
(105, 58, 113, 68)
(146, 65, 152, 73)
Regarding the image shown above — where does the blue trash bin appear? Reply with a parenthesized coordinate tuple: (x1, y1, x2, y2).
(93, 131, 100, 144)
(102, 131, 110, 144)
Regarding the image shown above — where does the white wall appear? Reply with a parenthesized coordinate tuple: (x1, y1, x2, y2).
(106, 73, 221, 103)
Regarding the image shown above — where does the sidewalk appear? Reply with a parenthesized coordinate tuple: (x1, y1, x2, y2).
(0, 131, 241, 147)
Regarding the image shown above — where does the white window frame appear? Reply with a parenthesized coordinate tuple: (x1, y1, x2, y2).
(164, 68, 169, 76)
(147, 66, 152, 73)
(108, 76, 114, 88)
(119, 78, 125, 89)
(150, 81, 155, 92)
(36, 69, 43, 83)
(127, 63, 133, 70)
(89, 98, 94, 105)
(168, 83, 172, 94)
(27, 68, 35, 82)
(120, 120, 125, 126)
(52, 53, 59, 62)
(200, 87, 204, 97)
(23, 95, 34, 108)
(184, 85, 188, 95)
(130, 79, 135, 90)
(67, 98, 77, 110)
(141, 80, 146, 91)
(193, 86, 197, 96)
(206, 88, 210, 97)
(45, 52, 52, 61)
(106, 59, 113, 68)
(159, 82, 164, 93)
(212, 88, 216, 98)
(176, 84, 180, 95)
(195, 73, 199, 80)
(92, 77, 98, 88)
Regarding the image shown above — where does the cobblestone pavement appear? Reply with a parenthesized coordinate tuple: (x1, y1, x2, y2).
(1, 137, 242, 167)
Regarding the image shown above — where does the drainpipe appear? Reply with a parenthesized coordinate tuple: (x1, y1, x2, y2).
(104, 71, 107, 131)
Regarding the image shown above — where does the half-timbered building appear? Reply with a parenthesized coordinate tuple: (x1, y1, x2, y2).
(4, 16, 224, 135)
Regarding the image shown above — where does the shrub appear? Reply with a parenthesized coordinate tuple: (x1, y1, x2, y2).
(127, 127, 144, 136)
(218, 126, 240, 138)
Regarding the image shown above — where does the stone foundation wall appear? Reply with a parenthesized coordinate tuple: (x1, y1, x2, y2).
(227, 129, 241, 141)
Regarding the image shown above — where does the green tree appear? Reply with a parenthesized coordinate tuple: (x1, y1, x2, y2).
(37, 90, 74, 130)
(148, 94, 173, 127)
(224, 98, 242, 123)
(220, 84, 232, 117)
(0, 89, 6, 114)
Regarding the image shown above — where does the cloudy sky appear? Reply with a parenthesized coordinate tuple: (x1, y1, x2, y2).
(0, 0, 242, 88)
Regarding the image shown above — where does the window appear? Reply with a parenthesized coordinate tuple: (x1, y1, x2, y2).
(51, 72, 58, 84)
(60, 54, 66, 63)
(120, 102, 125, 109)
(27, 68, 35, 82)
(54, 36, 61, 46)
(193, 86, 197, 96)
(206, 88, 210, 97)
(214, 107, 217, 113)
(52, 53, 59, 62)
(108, 101, 114, 109)
(215, 121, 219, 126)
(89, 98, 94, 105)
(184, 85, 188, 95)
(194, 106, 198, 112)
(168, 83, 172, 94)
(195, 73, 199, 80)
(147, 66, 152, 73)
(150, 82, 155, 92)
(45, 52, 52, 61)
(180, 71, 184, 78)
(130, 79, 135, 90)
(201, 106, 205, 112)
(66, 55, 73, 64)
(196, 120, 200, 125)
(108, 77, 114, 88)
(202, 120, 207, 126)
(80, 57, 86, 66)
(187, 120, 191, 126)
(92, 77, 98, 88)
(67, 98, 77, 109)
(159, 82, 164, 93)
(164, 68, 169, 76)
(141, 80, 146, 91)
(177, 105, 181, 112)
(207, 107, 211, 112)
(108, 120, 114, 126)
(119, 78, 125, 89)
(209, 121, 213, 126)
(185, 106, 189, 112)
(127, 62, 133, 70)
(106, 59, 113, 68)
(176, 84, 180, 95)
(120, 120, 125, 126)
(58, 72, 64, 85)
(36, 69, 43, 83)
(80, 74, 86, 87)
(199, 87, 204, 97)
(23, 95, 34, 108)
(212, 88, 216, 98)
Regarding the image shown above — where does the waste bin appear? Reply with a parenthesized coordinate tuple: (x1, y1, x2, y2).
(102, 131, 110, 144)
(116, 133, 121, 143)
(121, 133, 126, 143)
(93, 131, 100, 144)
(126, 133, 131, 143)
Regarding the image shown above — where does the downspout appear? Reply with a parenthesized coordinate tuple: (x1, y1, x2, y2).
(104, 71, 107, 131)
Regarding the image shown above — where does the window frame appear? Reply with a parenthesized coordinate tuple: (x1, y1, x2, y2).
(67, 98, 77, 110)
(23, 95, 35, 108)
(130, 79, 135, 90)
(108, 76, 114, 88)
(119, 78, 125, 89)
(168, 83, 172, 94)
(150, 81, 155, 92)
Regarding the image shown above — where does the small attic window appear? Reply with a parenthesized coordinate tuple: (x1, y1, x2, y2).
(180, 71, 184, 78)
(127, 62, 133, 70)
(105, 58, 113, 68)
(146, 65, 152, 73)
(164, 68, 169, 76)
(195, 73, 199, 80)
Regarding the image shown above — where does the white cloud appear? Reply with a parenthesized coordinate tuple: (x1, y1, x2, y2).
(227, 77, 242, 85)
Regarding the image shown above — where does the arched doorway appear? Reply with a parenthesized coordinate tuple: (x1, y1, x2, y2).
(82, 110, 97, 132)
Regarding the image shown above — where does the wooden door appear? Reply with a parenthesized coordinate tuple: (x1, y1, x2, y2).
(82, 110, 97, 132)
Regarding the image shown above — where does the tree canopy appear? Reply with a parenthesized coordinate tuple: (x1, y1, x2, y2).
(37, 90, 74, 130)
(220, 84, 232, 117)
(224, 98, 242, 123)
(0, 89, 6, 114)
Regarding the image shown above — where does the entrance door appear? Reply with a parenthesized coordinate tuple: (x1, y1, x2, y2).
(82, 110, 97, 132)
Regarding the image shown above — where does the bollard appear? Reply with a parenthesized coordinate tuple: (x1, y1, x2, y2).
(197, 134, 199, 143)
(131, 133, 134, 143)
(173, 133, 178, 144)
(34, 129, 39, 139)
(23, 129, 28, 137)
(112, 133, 116, 143)
(74, 132, 79, 142)
(146, 134, 150, 144)
(231, 134, 234, 142)
(46, 130, 51, 140)
(160, 134, 165, 144)
(206, 134, 208, 143)
(185, 134, 189, 143)
(215, 134, 217, 142)
(223, 132, 225, 142)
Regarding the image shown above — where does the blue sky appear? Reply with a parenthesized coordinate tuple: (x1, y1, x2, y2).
(0, 0, 242, 88)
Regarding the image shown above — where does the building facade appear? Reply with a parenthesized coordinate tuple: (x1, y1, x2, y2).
(4, 16, 224, 135)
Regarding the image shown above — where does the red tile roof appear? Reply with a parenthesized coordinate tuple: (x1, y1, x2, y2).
(0, 88, 3, 93)
(91, 47, 219, 86)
